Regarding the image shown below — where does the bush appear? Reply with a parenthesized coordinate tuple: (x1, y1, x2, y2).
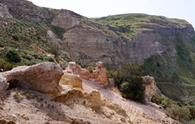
(151, 95, 175, 108)
(6, 49, 21, 63)
(152, 94, 195, 122)
(109, 64, 144, 102)
(0, 59, 15, 71)
(109, 64, 142, 87)
(120, 77, 145, 102)
(50, 25, 65, 39)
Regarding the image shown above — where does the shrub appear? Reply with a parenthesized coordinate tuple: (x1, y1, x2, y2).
(6, 49, 21, 63)
(109, 64, 142, 87)
(109, 64, 144, 102)
(50, 25, 65, 39)
(42, 56, 55, 62)
(0, 59, 15, 71)
(166, 105, 191, 122)
(120, 77, 145, 102)
(189, 106, 195, 119)
(151, 95, 175, 108)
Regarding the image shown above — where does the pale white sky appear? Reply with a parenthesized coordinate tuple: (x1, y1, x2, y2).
(28, 0, 195, 27)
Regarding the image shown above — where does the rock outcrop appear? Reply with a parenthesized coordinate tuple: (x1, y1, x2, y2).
(60, 73, 83, 89)
(84, 91, 104, 112)
(142, 76, 161, 103)
(55, 89, 104, 112)
(64, 61, 109, 86)
(51, 9, 83, 30)
(92, 61, 109, 86)
(2, 62, 63, 96)
(0, 3, 12, 18)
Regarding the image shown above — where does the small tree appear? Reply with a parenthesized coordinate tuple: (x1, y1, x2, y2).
(6, 49, 21, 63)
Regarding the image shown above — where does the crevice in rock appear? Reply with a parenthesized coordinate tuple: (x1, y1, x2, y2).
(7, 79, 19, 90)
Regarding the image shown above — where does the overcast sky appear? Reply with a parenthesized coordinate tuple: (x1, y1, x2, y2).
(28, 0, 195, 27)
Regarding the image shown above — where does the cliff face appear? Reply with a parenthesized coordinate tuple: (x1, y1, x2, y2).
(0, 0, 55, 23)
(1, 0, 195, 102)
(49, 12, 195, 68)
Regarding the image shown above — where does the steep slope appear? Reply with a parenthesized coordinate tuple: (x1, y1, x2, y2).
(96, 14, 195, 103)
(82, 80, 174, 123)
(0, 62, 177, 124)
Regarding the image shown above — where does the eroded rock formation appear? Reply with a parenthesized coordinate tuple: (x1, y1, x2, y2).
(92, 61, 109, 86)
(64, 61, 109, 86)
(142, 76, 161, 103)
(60, 73, 83, 89)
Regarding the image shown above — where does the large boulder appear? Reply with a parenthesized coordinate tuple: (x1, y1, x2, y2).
(3, 62, 63, 96)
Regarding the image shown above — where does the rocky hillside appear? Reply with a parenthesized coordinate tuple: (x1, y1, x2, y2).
(0, 0, 195, 105)
(0, 62, 178, 124)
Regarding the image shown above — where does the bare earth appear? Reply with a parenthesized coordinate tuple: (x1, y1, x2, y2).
(83, 79, 175, 124)
(0, 79, 177, 124)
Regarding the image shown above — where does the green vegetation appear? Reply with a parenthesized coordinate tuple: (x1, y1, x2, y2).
(109, 64, 145, 102)
(0, 17, 67, 71)
(141, 33, 195, 103)
(0, 59, 15, 71)
(152, 94, 195, 123)
(50, 25, 65, 39)
(119, 78, 144, 102)
(6, 49, 21, 63)
(95, 14, 189, 39)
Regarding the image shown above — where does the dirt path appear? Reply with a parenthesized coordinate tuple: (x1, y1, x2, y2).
(82, 79, 173, 123)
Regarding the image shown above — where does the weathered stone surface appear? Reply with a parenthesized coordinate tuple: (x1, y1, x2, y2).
(84, 91, 104, 111)
(55, 88, 103, 112)
(51, 9, 82, 30)
(55, 89, 84, 104)
(64, 62, 91, 80)
(64, 61, 109, 86)
(0, 3, 12, 18)
(92, 61, 109, 86)
(142, 76, 161, 103)
(3, 62, 63, 96)
(0, 74, 8, 93)
(60, 73, 83, 89)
